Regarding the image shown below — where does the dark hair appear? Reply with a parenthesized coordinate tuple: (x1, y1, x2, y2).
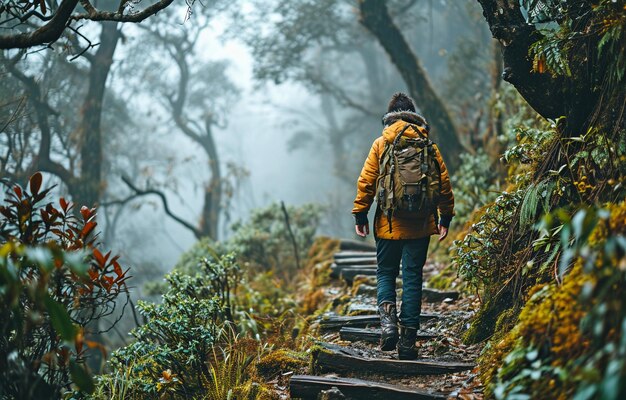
(387, 92, 416, 113)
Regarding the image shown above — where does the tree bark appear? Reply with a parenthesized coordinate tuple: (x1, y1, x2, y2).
(75, 22, 121, 208)
(475, 0, 597, 135)
(0, 0, 173, 49)
(312, 342, 475, 375)
(359, 0, 464, 170)
(198, 117, 222, 240)
(0, 0, 79, 49)
(290, 375, 446, 400)
(168, 39, 222, 240)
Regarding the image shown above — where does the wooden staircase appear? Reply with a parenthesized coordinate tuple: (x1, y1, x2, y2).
(289, 240, 481, 399)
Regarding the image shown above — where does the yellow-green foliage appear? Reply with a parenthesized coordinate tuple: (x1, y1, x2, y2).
(254, 349, 308, 380)
(231, 382, 280, 400)
(481, 201, 626, 399)
(427, 263, 458, 290)
(298, 236, 339, 315)
(481, 262, 590, 398)
(304, 236, 340, 271)
(202, 337, 265, 400)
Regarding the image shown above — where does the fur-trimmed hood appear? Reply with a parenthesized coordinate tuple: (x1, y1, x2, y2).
(382, 110, 429, 131)
(382, 119, 428, 144)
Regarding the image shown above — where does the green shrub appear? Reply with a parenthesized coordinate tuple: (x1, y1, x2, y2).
(102, 269, 231, 398)
(173, 237, 229, 276)
(228, 202, 322, 278)
(453, 150, 502, 227)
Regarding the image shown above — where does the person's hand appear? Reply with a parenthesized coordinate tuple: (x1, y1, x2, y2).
(438, 225, 448, 241)
(355, 224, 370, 238)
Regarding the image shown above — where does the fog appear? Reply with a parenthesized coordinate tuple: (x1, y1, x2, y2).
(1, 0, 492, 288)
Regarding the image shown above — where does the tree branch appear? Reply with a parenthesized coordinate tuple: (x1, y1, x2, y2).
(72, 0, 174, 22)
(306, 70, 378, 117)
(0, 0, 79, 49)
(0, 0, 175, 50)
(121, 175, 203, 239)
(2, 53, 74, 183)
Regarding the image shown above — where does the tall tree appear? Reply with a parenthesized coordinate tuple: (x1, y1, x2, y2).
(241, 1, 490, 175)
(115, 5, 240, 240)
(2, 21, 121, 208)
(358, 0, 465, 169)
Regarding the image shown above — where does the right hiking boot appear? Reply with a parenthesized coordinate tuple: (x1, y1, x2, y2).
(397, 325, 419, 360)
(378, 302, 399, 351)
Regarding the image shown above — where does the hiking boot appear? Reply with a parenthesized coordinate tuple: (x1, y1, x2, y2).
(397, 325, 419, 360)
(378, 302, 399, 351)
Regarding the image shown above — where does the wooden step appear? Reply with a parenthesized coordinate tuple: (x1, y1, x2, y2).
(312, 342, 474, 376)
(334, 257, 377, 266)
(290, 375, 446, 399)
(353, 284, 377, 296)
(341, 267, 377, 283)
(422, 288, 459, 303)
(345, 274, 459, 303)
(334, 251, 377, 259)
(330, 264, 376, 280)
(349, 286, 459, 304)
(318, 313, 439, 331)
(339, 327, 438, 344)
(340, 239, 376, 252)
(345, 303, 377, 315)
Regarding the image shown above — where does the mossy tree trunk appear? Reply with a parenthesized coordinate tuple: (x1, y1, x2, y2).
(475, 1, 623, 136)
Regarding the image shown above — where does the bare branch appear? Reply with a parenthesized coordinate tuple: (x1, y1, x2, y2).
(2, 53, 73, 183)
(307, 72, 378, 117)
(0, 0, 79, 49)
(120, 175, 203, 239)
(0, 0, 175, 50)
(72, 0, 174, 23)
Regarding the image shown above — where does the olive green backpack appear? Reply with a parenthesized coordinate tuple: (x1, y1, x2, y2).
(376, 124, 442, 232)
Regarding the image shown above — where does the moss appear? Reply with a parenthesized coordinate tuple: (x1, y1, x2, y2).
(254, 349, 308, 380)
(231, 381, 280, 400)
(463, 290, 514, 344)
(309, 344, 334, 374)
(301, 288, 326, 315)
(331, 294, 352, 311)
(254, 385, 280, 400)
(352, 275, 376, 288)
(427, 263, 458, 290)
(479, 262, 592, 399)
(493, 306, 518, 335)
(345, 305, 376, 316)
(296, 236, 339, 316)
(305, 236, 340, 271)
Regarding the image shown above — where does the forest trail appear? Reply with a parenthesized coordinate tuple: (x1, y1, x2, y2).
(290, 240, 483, 399)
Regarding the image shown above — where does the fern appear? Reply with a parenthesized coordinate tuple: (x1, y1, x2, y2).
(520, 179, 555, 228)
(529, 36, 572, 77)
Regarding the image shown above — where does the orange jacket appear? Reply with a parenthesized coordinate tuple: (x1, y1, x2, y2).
(352, 119, 455, 240)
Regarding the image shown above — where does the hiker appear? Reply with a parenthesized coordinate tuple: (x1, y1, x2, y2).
(352, 92, 455, 360)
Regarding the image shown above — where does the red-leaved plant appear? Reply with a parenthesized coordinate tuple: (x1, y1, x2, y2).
(0, 172, 130, 397)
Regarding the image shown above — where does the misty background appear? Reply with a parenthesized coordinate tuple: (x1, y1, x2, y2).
(1, 0, 492, 305)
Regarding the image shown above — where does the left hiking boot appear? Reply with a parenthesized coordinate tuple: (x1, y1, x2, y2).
(397, 325, 419, 360)
(378, 302, 399, 351)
